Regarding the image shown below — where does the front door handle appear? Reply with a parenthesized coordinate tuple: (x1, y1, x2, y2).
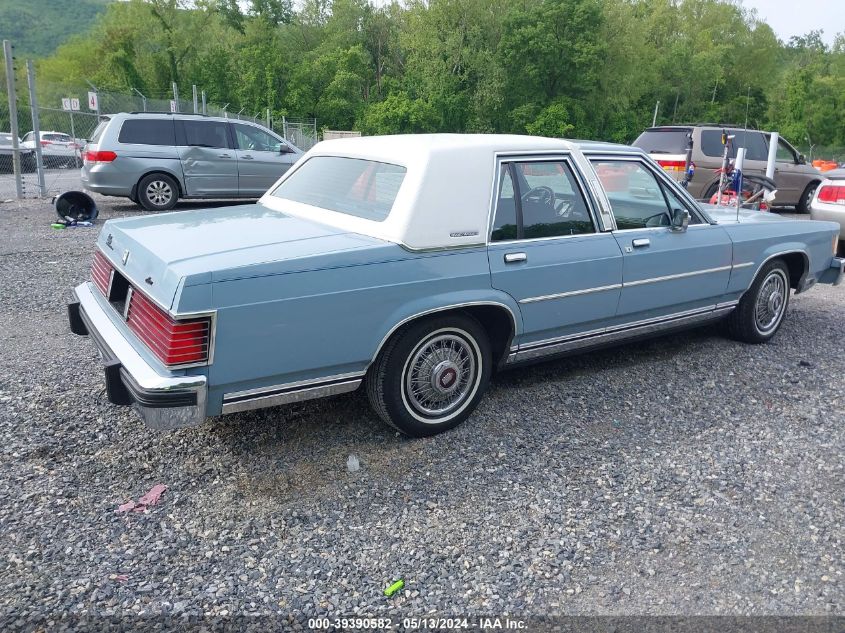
(504, 252, 527, 263)
(217, 153, 231, 158)
(632, 238, 650, 248)
(241, 154, 254, 160)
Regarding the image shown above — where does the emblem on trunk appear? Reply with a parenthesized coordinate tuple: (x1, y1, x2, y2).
(105, 234, 113, 249)
(145, 277, 154, 285)
(122, 250, 130, 265)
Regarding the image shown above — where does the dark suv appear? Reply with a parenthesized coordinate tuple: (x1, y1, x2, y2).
(633, 125, 822, 212)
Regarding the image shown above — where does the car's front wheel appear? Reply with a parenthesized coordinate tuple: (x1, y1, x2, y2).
(137, 173, 179, 211)
(366, 314, 492, 437)
(727, 259, 791, 343)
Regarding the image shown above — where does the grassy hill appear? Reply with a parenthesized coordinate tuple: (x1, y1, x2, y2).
(0, 0, 110, 58)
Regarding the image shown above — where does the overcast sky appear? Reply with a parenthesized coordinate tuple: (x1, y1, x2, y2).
(739, 0, 841, 45)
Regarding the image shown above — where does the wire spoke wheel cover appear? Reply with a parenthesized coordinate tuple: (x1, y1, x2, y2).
(754, 269, 788, 334)
(401, 329, 481, 422)
(146, 180, 173, 206)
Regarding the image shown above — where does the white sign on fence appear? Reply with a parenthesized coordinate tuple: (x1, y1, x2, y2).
(62, 98, 71, 111)
(88, 91, 99, 111)
(71, 98, 80, 111)
(169, 100, 177, 113)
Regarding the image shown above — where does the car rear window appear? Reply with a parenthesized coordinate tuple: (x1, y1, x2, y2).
(118, 119, 176, 146)
(43, 133, 71, 142)
(700, 130, 768, 161)
(271, 156, 406, 222)
(632, 129, 690, 154)
(89, 119, 109, 144)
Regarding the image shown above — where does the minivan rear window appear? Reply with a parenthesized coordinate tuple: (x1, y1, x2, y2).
(632, 129, 691, 154)
(271, 156, 406, 222)
(700, 130, 768, 161)
(118, 119, 176, 146)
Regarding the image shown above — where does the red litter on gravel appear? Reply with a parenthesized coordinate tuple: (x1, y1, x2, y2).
(116, 484, 167, 513)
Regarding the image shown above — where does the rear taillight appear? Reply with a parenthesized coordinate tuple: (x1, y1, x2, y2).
(126, 290, 211, 367)
(657, 159, 686, 172)
(84, 150, 117, 163)
(40, 140, 52, 146)
(817, 185, 845, 205)
(91, 251, 112, 297)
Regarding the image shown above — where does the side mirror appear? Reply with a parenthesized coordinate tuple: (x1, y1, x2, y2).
(798, 154, 806, 165)
(671, 208, 690, 232)
(279, 144, 294, 154)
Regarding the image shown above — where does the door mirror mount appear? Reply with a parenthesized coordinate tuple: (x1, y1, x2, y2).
(798, 153, 806, 165)
(671, 208, 690, 233)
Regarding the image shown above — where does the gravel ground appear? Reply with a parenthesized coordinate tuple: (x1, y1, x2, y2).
(0, 194, 843, 627)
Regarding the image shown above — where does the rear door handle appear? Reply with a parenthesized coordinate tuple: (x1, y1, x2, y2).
(217, 153, 231, 158)
(241, 155, 254, 160)
(504, 252, 527, 263)
(632, 238, 650, 248)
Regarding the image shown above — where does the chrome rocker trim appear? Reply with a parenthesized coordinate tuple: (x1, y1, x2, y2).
(508, 304, 734, 364)
(70, 282, 208, 429)
(221, 372, 366, 415)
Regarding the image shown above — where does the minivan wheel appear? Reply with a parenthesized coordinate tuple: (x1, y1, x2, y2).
(726, 259, 790, 344)
(796, 183, 818, 214)
(138, 173, 179, 211)
(366, 314, 492, 437)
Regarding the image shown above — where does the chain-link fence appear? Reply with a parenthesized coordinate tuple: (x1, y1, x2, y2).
(275, 118, 318, 152)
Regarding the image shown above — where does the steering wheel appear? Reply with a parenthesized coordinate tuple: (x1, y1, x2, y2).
(643, 212, 669, 228)
(522, 186, 555, 209)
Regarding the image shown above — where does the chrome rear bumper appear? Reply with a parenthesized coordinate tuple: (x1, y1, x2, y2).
(69, 282, 207, 429)
(820, 257, 844, 287)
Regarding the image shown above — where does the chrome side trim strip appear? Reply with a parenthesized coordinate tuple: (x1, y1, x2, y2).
(732, 262, 754, 270)
(715, 300, 740, 309)
(510, 306, 733, 364)
(222, 372, 366, 414)
(625, 265, 733, 287)
(519, 305, 718, 352)
(520, 283, 622, 304)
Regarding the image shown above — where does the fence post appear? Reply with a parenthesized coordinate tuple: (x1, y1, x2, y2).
(172, 82, 180, 112)
(3, 40, 23, 199)
(25, 60, 46, 197)
(201, 91, 207, 115)
(192, 85, 198, 113)
(265, 108, 270, 128)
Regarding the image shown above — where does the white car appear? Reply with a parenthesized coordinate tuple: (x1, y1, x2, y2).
(21, 131, 83, 168)
(810, 169, 845, 256)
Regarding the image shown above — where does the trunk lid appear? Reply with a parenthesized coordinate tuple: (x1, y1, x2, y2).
(96, 203, 385, 310)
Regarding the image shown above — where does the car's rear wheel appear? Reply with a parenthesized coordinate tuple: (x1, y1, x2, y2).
(727, 259, 790, 343)
(366, 314, 492, 437)
(138, 173, 179, 211)
(796, 182, 818, 214)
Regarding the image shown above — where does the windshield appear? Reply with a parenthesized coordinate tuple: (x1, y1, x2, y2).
(271, 156, 406, 222)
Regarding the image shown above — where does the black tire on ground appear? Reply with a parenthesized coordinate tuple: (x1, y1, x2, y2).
(137, 173, 179, 211)
(366, 314, 492, 437)
(796, 182, 818, 214)
(726, 259, 791, 344)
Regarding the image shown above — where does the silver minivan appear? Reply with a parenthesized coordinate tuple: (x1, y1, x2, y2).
(81, 113, 302, 210)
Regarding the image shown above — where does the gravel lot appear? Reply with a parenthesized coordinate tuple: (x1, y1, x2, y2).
(0, 193, 843, 627)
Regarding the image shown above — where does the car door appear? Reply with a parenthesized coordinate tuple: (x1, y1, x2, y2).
(176, 119, 238, 196)
(588, 156, 733, 324)
(488, 156, 624, 351)
(231, 122, 298, 196)
(770, 136, 805, 205)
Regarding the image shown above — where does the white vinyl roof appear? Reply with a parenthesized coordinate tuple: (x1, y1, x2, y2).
(259, 134, 581, 250)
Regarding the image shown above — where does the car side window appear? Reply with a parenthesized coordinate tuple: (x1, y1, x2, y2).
(491, 160, 594, 242)
(234, 124, 283, 152)
(776, 138, 796, 163)
(592, 160, 674, 230)
(183, 120, 230, 149)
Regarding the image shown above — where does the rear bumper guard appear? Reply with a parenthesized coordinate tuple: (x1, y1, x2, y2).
(68, 282, 207, 429)
(819, 257, 844, 287)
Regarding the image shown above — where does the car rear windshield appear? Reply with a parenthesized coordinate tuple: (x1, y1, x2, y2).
(118, 119, 176, 146)
(271, 156, 406, 222)
(700, 130, 768, 161)
(632, 129, 690, 154)
(43, 133, 71, 142)
(89, 119, 109, 144)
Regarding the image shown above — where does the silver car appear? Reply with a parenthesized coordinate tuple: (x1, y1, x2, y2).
(81, 113, 302, 210)
(810, 169, 845, 255)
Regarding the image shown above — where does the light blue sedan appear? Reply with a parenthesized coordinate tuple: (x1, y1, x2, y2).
(68, 135, 844, 437)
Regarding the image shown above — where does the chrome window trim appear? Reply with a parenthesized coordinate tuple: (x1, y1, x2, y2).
(486, 153, 603, 244)
(369, 301, 519, 366)
(222, 371, 365, 414)
(491, 231, 610, 247)
(581, 151, 710, 227)
(520, 283, 622, 304)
